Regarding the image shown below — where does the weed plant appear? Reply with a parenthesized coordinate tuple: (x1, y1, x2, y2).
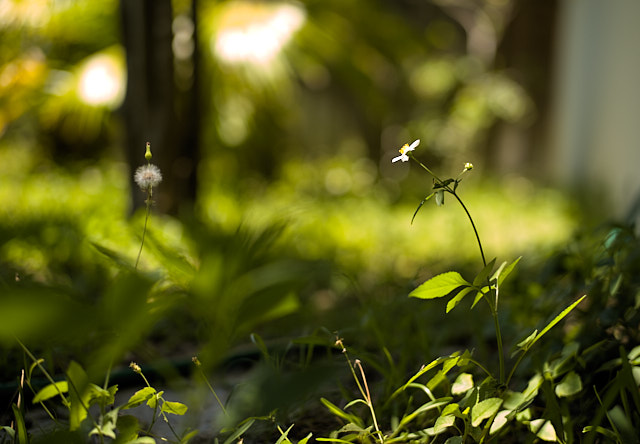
(2, 140, 640, 443)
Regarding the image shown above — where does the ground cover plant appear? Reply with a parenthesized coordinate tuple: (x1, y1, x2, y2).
(1, 141, 638, 443)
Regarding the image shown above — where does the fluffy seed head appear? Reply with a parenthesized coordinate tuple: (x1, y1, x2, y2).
(134, 164, 162, 191)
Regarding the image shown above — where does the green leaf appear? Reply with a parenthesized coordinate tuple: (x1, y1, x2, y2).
(515, 330, 538, 353)
(161, 401, 188, 415)
(123, 387, 156, 409)
(555, 371, 582, 398)
(494, 256, 522, 287)
(180, 430, 200, 444)
(33, 381, 69, 403)
(471, 398, 502, 427)
(66, 361, 90, 431)
(11, 404, 28, 444)
(490, 410, 512, 435)
(452, 373, 474, 395)
(222, 419, 255, 444)
(529, 419, 557, 442)
(410, 272, 470, 300)
(446, 287, 476, 313)
(473, 258, 496, 287)
(530, 296, 586, 349)
(444, 437, 463, 444)
(321, 398, 363, 427)
(434, 414, 456, 434)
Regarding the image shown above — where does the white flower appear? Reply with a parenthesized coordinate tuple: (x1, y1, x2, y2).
(134, 164, 162, 190)
(464, 162, 473, 171)
(392, 139, 420, 163)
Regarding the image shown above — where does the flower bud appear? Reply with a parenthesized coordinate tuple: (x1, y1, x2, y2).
(145, 142, 152, 161)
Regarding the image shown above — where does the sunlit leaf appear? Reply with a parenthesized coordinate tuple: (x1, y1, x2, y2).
(161, 400, 188, 415)
(528, 419, 557, 442)
(555, 371, 582, 398)
(446, 287, 475, 313)
(471, 398, 502, 427)
(410, 272, 470, 300)
(473, 258, 496, 287)
(123, 387, 156, 409)
(490, 410, 511, 435)
(33, 381, 69, 403)
(451, 373, 473, 395)
(434, 414, 455, 434)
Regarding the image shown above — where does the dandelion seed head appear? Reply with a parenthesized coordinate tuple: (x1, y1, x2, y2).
(134, 164, 162, 191)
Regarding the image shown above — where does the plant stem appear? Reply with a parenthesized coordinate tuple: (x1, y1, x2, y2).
(135, 192, 152, 269)
(410, 154, 504, 383)
(449, 192, 487, 268)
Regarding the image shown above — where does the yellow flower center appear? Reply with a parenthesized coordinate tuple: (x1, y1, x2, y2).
(399, 143, 409, 154)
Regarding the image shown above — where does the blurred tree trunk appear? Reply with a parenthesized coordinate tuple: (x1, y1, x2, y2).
(119, 0, 199, 216)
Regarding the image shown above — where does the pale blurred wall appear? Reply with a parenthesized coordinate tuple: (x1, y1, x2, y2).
(549, 0, 640, 220)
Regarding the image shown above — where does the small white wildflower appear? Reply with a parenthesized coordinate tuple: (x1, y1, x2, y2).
(464, 162, 473, 171)
(134, 164, 162, 191)
(392, 139, 420, 163)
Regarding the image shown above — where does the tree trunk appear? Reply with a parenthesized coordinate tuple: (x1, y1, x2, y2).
(119, 0, 198, 216)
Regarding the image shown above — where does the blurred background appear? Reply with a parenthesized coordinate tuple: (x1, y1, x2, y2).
(1, 0, 640, 397)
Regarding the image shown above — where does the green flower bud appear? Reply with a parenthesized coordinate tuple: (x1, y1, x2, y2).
(145, 142, 152, 161)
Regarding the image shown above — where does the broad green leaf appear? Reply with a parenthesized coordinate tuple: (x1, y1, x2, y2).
(410, 272, 470, 300)
(161, 401, 188, 415)
(123, 387, 156, 409)
(471, 398, 502, 427)
(473, 258, 497, 287)
(446, 287, 476, 313)
(628, 345, 640, 362)
(444, 437, 463, 444)
(67, 361, 90, 431)
(89, 408, 118, 439)
(452, 373, 474, 395)
(125, 438, 156, 444)
(490, 410, 512, 435)
(529, 419, 557, 442)
(33, 381, 69, 403)
(555, 371, 582, 398)
(434, 415, 455, 434)
(114, 415, 139, 442)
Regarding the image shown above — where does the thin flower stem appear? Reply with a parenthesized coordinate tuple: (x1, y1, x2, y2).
(409, 153, 505, 383)
(449, 192, 487, 268)
(135, 191, 152, 270)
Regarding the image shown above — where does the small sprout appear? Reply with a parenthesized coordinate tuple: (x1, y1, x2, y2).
(392, 139, 420, 163)
(134, 164, 162, 191)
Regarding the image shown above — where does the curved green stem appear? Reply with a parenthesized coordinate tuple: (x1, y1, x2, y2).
(410, 154, 504, 382)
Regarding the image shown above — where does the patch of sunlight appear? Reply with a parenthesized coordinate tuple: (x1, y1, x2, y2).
(219, 157, 578, 283)
(76, 47, 126, 108)
(210, 1, 305, 66)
